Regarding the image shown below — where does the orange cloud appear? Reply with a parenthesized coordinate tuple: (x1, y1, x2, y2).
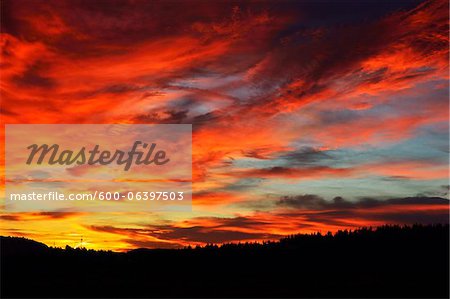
(1, 0, 448, 250)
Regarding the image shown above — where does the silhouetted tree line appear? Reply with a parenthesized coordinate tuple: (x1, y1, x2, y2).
(1, 224, 449, 298)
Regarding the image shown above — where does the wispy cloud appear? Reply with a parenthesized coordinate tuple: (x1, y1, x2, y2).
(1, 0, 448, 249)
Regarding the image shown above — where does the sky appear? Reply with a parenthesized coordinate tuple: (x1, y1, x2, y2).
(0, 0, 449, 251)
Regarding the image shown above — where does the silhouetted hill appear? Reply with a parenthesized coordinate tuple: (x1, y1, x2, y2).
(1, 224, 449, 298)
(1, 236, 48, 256)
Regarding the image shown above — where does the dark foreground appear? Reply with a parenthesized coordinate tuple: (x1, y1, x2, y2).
(1, 224, 449, 298)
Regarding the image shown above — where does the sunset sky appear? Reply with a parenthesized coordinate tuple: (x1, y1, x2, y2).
(1, 0, 449, 251)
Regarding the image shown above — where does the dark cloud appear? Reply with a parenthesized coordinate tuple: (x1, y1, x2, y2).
(1, 0, 280, 57)
(274, 195, 450, 227)
(12, 62, 57, 88)
(277, 194, 450, 210)
(280, 147, 334, 166)
(134, 110, 189, 124)
(242, 149, 271, 160)
(0, 215, 22, 221)
(90, 223, 281, 245)
(88, 195, 448, 248)
(0, 107, 18, 116)
(277, 194, 329, 209)
(380, 176, 411, 181)
(239, 0, 448, 117)
(0, 211, 83, 221)
(317, 109, 362, 126)
(211, 216, 271, 230)
(32, 211, 83, 219)
(96, 84, 146, 95)
(191, 112, 220, 128)
(372, 211, 449, 224)
(235, 166, 353, 180)
(156, 226, 280, 243)
(222, 178, 265, 192)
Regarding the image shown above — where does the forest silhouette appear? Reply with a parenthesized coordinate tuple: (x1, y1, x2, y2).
(1, 224, 449, 298)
